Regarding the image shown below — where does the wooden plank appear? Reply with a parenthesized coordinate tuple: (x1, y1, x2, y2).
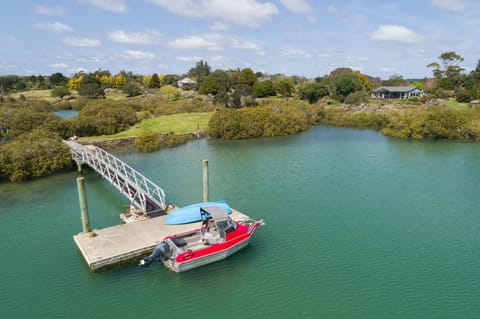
(73, 209, 250, 272)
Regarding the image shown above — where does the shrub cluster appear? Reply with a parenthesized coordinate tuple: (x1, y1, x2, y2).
(134, 132, 190, 152)
(208, 103, 309, 139)
(0, 129, 72, 182)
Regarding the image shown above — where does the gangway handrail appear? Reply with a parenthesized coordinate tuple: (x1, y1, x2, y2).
(64, 140, 166, 213)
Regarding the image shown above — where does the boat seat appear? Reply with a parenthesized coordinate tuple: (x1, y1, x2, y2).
(171, 237, 187, 247)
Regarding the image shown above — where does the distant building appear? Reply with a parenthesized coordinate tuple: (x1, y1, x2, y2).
(371, 86, 424, 99)
(177, 77, 197, 90)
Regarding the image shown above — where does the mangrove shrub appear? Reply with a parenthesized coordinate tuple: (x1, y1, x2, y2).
(0, 129, 72, 182)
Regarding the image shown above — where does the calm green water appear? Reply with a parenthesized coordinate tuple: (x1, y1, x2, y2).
(1, 126, 479, 318)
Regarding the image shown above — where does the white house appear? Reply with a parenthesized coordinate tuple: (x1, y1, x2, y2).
(177, 77, 197, 90)
(371, 86, 424, 99)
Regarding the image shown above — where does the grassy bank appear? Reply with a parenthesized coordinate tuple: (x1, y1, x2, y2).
(79, 112, 213, 142)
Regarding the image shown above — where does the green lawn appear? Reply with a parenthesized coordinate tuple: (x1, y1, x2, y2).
(444, 98, 469, 110)
(80, 112, 213, 141)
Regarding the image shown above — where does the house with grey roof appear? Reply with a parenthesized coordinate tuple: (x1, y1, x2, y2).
(371, 86, 424, 99)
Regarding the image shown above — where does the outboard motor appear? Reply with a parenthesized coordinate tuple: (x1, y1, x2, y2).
(139, 241, 171, 268)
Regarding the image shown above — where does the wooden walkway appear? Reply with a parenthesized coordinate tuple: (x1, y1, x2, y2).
(73, 209, 250, 272)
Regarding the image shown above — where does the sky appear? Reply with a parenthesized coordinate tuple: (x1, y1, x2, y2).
(1, 0, 479, 79)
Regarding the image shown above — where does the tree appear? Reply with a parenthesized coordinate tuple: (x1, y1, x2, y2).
(427, 51, 465, 90)
(188, 60, 211, 85)
(253, 80, 276, 98)
(333, 74, 363, 101)
(239, 68, 257, 86)
(49, 72, 68, 87)
(68, 75, 83, 90)
(113, 73, 127, 88)
(383, 74, 408, 86)
(51, 86, 71, 99)
(299, 82, 329, 104)
(123, 82, 143, 97)
(78, 73, 105, 98)
(274, 78, 295, 97)
(149, 73, 161, 88)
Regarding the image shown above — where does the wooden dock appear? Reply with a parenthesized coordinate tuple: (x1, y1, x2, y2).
(73, 209, 250, 272)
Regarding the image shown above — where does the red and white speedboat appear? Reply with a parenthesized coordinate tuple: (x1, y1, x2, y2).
(139, 205, 264, 272)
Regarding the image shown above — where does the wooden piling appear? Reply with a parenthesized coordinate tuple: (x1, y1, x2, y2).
(203, 159, 209, 202)
(76, 176, 91, 233)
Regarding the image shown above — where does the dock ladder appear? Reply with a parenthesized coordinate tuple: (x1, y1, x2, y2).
(64, 140, 166, 215)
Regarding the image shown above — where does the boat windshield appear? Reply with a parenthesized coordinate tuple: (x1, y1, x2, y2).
(216, 218, 237, 233)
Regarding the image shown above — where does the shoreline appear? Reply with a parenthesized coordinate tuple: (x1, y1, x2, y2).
(84, 130, 209, 152)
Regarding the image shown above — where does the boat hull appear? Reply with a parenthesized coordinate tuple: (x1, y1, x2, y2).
(166, 237, 251, 272)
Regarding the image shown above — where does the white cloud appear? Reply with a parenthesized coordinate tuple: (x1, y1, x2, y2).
(318, 53, 332, 58)
(177, 56, 203, 62)
(431, 0, 469, 11)
(148, 0, 278, 27)
(34, 5, 67, 16)
(79, 0, 127, 13)
(209, 22, 230, 31)
(327, 5, 337, 14)
(34, 22, 74, 33)
(169, 35, 223, 51)
(281, 48, 312, 58)
(64, 37, 102, 47)
(210, 55, 224, 62)
(50, 63, 69, 69)
(371, 25, 421, 43)
(108, 30, 162, 44)
(231, 38, 260, 50)
(121, 50, 156, 59)
(280, 0, 311, 14)
(379, 67, 397, 72)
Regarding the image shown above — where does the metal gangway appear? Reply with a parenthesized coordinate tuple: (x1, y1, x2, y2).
(64, 140, 166, 216)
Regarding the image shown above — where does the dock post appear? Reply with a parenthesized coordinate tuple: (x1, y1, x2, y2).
(76, 176, 91, 233)
(203, 159, 209, 202)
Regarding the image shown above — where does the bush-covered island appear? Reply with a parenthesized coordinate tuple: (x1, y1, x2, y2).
(1, 52, 480, 182)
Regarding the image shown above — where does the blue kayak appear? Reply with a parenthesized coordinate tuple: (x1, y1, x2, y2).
(165, 200, 232, 225)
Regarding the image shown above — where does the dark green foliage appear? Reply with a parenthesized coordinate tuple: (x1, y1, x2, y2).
(51, 86, 71, 99)
(161, 74, 179, 86)
(213, 89, 229, 105)
(455, 88, 473, 103)
(299, 82, 328, 104)
(15, 81, 27, 91)
(253, 80, 276, 98)
(0, 129, 72, 182)
(123, 82, 143, 97)
(72, 100, 137, 136)
(333, 74, 363, 101)
(344, 91, 368, 105)
(78, 74, 105, 98)
(382, 74, 409, 86)
(188, 60, 211, 86)
(49, 72, 68, 87)
(198, 76, 220, 95)
(150, 73, 161, 88)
